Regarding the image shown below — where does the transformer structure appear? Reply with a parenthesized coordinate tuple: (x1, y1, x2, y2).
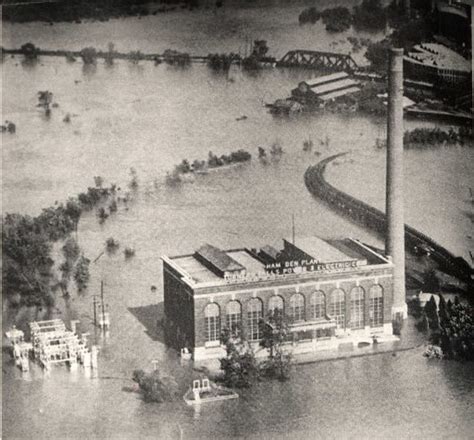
(29, 319, 86, 370)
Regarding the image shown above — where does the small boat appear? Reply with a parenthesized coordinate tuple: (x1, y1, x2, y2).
(183, 378, 238, 406)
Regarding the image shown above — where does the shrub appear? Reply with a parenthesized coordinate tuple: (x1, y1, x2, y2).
(80, 47, 98, 65)
(74, 255, 90, 292)
(62, 237, 80, 262)
(416, 311, 429, 332)
(270, 142, 283, 156)
(165, 171, 182, 186)
(321, 7, 352, 33)
(98, 207, 109, 223)
(129, 167, 139, 190)
(106, 237, 120, 252)
(353, 0, 387, 31)
(163, 49, 191, 67)
(258, 309, 292, 381)
(207, 53, 238, 71)
(21, 42, 39, 59)
(94, 176, 104, 188)
(124, 247, 135, 259)
(128, 50, 142, 64)
(219, 327, 259, 388)
(299, 7, 320, 24)
(175, 159, 191, 174)
(132, 369, 179, 403)
(364, 39, 391, 73)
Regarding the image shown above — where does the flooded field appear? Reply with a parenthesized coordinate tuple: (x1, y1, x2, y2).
(2, 1, 473, 439)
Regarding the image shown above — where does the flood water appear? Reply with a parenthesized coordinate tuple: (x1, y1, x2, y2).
(2, 1, 474, 439)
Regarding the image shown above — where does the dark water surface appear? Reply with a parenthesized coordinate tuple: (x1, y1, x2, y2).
(2, 2, 473, 439)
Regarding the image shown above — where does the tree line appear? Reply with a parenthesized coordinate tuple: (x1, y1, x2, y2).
(417, 295, 473, 361)
(3, 180, 117, 307)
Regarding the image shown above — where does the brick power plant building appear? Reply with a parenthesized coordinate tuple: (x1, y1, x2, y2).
(162, 237, 396, 360)
(163, 48, 408, 360)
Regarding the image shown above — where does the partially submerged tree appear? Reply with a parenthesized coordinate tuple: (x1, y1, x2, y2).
(37, 91, 53, 115)
(219, 326, 259, 388)
(80, 47, 98, 65)
(128, 50, 143, 64)
(105, 237, 120, 253)
(94, 176, 104, 188)
(129, 167, 139, 190)
(62, 237, 80, 263)
(73, 255, 90, 292)
(132, 368, 179, 403)
(104, 42, 116, 66)
(353, 0, 387, 31)
(258, 309, 292, 381)
(21, 42, 39, 59)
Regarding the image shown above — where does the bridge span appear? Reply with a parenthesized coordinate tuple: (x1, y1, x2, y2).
(277, 50, 358, 72)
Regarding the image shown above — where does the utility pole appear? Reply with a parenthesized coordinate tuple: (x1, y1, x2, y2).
(100, 280, 105, 326)
(92, 295, 98, 327)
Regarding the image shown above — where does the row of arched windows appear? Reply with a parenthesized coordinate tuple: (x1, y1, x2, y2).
(204, 285, 384, 342)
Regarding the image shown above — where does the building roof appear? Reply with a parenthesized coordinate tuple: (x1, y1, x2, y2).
(304, 72, 349, 88)
(285, 236, 354, 263)
(260, 245, 280, 260)
(172, 255, 222, 283)
(195, 244, 245, 273)
(320, 86, 360, 101)
(437, 2, 469, 19)
(165, 237, 389, 286)
(406, 43, 471, 72)
(311, 78, 359, 96)
(227, 250, 265, 274)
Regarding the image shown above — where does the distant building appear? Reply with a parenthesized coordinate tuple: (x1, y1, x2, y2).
(404, 42, 471, 84)
(162, 236, 396, 360)
(291, 72, 360, 109)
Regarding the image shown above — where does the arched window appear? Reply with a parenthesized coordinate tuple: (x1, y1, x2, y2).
(247, 298, 263, 341)
(350, 286, 365, 329)
(309, 291, 325, 320)
(226, 301, 242, 333)
(329, 289, 346, 329)
(268, 295, 284, 313)
(369, 285, 384, 327)
(289, 293, 305, 322)
(204, 303, 220, 342)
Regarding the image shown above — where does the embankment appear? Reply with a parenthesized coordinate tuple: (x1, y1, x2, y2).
(304, 153, 473, 284)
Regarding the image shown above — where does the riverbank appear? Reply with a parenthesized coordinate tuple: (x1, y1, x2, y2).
(2, 0, 195, 24)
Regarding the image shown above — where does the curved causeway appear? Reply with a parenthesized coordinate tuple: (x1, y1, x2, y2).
(304, 153, 473, 284)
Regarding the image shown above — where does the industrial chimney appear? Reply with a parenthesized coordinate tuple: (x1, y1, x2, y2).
(386, 48, 408, 319)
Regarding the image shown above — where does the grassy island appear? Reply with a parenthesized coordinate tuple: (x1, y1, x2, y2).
(167, 149, 251, 184)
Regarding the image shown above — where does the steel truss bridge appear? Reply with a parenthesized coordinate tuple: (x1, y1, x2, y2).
(277, 50, 359, 73)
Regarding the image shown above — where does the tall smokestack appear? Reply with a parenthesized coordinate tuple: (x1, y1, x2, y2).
(386, 48, 407, 319)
